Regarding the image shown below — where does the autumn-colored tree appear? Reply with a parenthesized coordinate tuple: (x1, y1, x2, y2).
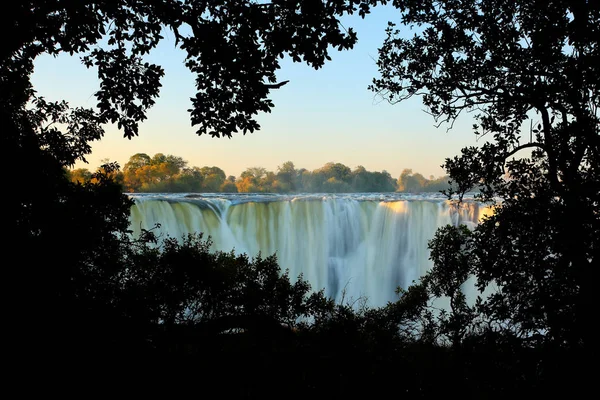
(68, 168, 93, 184)
(123, 153, 152, 192)
(236, 176, 259, 193)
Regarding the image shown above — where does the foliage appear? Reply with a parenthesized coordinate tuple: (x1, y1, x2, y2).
(372, 0, 599, 359)
(7, 0, 374, 139)
(66, 167, 93, 184)
(3, 0, 375, 365)
(97, 153, 438, 193)
(122, 232, 336, 332)
(121, 152, 225, 192)
(396, 168, 454, 193)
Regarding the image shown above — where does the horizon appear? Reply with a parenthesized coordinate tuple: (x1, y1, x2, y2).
(31, 4, 480, 179)
(71, 152, 450, 181)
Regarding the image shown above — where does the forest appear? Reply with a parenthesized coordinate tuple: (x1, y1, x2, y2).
(67, 153, 453, 193)
(6, 0, 597, 396)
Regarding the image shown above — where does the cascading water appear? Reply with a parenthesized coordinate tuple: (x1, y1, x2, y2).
(129, 193, 490, 307)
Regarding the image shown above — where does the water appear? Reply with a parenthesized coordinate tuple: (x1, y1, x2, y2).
(129, 193, 490, 307)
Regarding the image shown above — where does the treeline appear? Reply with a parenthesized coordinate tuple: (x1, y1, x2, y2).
(67, 152, 454, 193)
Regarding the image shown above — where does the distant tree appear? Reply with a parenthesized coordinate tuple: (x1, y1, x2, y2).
(123, 153, 187, 191)
(150, 153, 187, 183)
(237, 166, 268, 192)
(125, 153, 152, 171)
(351, 165, 369, 191)
(121, 155, 445, 194)
(370, 170, 397, 192)
(220, 174, 238, 192)
(124, 153, 152, 191)
(68, 168, 93, 184)
(220, 180, 238, 193)
(296, 168, 310, 192)
(202, 175, 223, 192)
(322, 177, 352, 193)
(175, 167, 205, 192)
(320, 162, 352, 183)
(242, 166, 268, 181)
(236, 176, 259, 193)
(258, 171, 277, 192)
(277, 161, 297, 191)
(200, 166, 226, 192)
(350, 166, 396, 192)
(397, 169, 426, 192)
(93, 162, 124, 186)
(150, 153, 167, 166)
(422, 175, 454, 193)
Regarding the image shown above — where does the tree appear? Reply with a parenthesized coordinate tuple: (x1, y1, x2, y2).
(123, 152, 187, 191)
(4, 0, 375, 361)
(7, 1, 368, 138)
(175, 166, 205, 192)
(238, 166, 268, 192)
(124, 153, 152, 191)
(200, 166, 226, 192)
(397, 169, 425, 192)
(241, 166, 268, 181)
(258, 171, 277, 192)
(295, 168, 308, 192)
(372, 0, 598, 355)
(319, 162, 352, 183)
(220, 180, 238, 193)
(370, 170, 397, 192)
(125, 233, 333, 330)
(322, 176, 352, 193)
(68, 168, 93, 184)
(236, 176, 259, 193)
(277, 161, 297, 191)
(347, 166, 396, 192)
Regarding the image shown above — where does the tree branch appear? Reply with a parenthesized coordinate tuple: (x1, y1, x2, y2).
(537, 105, 561, 190)
(263, 80, 289, 89)
(504, 142, 547, 159)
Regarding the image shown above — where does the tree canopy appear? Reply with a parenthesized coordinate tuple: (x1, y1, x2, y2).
(74, 153, 436, 193)
(3, 0, 376, 367)
(371, 0, 598, 353)
(6, 0, 373, 140)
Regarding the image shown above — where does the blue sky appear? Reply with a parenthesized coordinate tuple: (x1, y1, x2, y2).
(31, 5, 480, 179)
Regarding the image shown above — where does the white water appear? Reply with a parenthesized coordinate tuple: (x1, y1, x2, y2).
(129, 193, 490, 307)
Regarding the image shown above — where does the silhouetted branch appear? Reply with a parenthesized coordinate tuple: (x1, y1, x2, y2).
(505, 142, 547, 159)
(263, 80, 289, 89)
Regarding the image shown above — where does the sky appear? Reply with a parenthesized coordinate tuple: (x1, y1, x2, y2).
(31, 5, 481, 179)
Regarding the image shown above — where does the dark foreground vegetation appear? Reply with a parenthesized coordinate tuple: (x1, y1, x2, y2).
(6, 0, 597, 396)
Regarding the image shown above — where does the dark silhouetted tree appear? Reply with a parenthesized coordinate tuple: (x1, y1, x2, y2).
(371, 0, 599, 387)
(3, 0, 376, 362)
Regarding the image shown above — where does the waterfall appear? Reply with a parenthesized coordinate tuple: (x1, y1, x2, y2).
(129, 193, 488, 307)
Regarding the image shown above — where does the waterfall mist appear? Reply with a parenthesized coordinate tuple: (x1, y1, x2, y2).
(129, 193, 488, 307)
